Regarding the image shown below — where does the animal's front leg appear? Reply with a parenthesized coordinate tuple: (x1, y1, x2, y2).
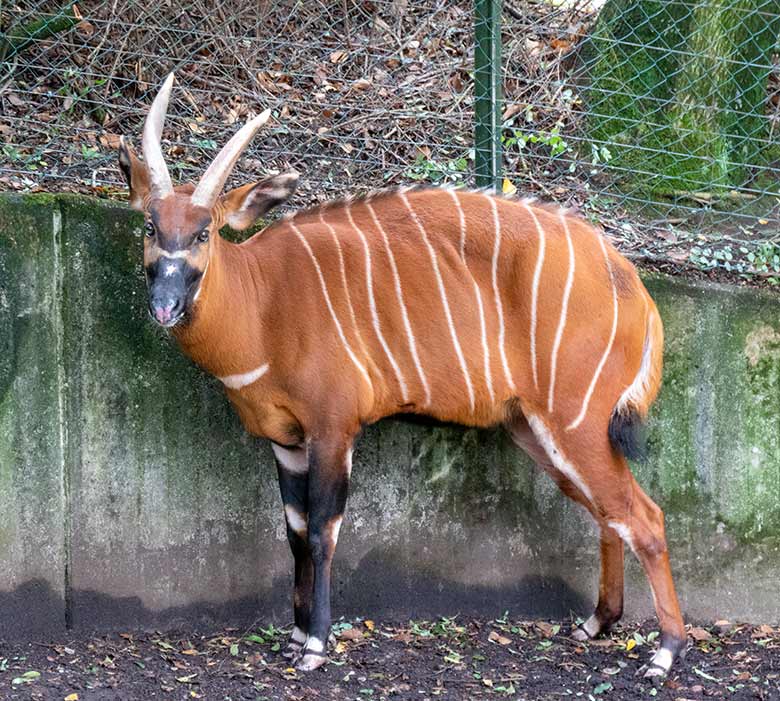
(272, 443, 313, 660)
(296, 435, 353, 671)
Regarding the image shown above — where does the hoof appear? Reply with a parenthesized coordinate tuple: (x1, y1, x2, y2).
(282, 641, 303, 660)
(295, 651, 329, 671)
(637, 634, 687, 681)
(638, 663, 667, 682)
(571, 626, 591, 642)
(571, 614, 601, 642)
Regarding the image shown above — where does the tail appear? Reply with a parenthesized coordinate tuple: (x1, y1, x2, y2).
(608, 300, 663, 461)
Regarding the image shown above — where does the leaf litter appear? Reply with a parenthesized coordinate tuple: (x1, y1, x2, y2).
(0, 618, 778, 699)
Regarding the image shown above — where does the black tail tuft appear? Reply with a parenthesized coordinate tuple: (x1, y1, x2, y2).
(608, 408, 647, 462)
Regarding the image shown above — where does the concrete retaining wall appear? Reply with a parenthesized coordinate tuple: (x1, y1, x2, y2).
(1, 193, 779, 640)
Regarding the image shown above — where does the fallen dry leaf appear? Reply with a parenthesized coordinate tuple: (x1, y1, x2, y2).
(99, 133, 122, 149)
(488, 630, 512, 646)
(535, 622, 556, 638)
(339, 627, 364, 642)
(689, 627, 712, 641)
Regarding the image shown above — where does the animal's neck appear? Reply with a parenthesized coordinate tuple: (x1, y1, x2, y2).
(173, 234, 267, 377)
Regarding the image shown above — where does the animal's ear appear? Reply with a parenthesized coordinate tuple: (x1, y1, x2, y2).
(220, 171, 299, 230)
(118, 136, 151, 211)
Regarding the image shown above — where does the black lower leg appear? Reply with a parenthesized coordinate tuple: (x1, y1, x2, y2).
(299, 439, 351, 665)
(290, 532, 313, 635)
(276, 460, 312, 646)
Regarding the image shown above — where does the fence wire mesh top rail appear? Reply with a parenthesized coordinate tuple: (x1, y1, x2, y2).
(2, 0, 779, 267)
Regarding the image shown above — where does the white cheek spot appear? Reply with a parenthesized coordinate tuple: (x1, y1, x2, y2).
(192, 255, 209, 304)
(607, 520, 637, 555)
(306, 636, 325, 653)
(272, 443, 309, 475)
(650, 647, 673, 672)
(291, 626, 307, 645)
(284, 505, 308, 536)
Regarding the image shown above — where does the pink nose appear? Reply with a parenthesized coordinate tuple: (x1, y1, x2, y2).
(154, 302, 174, 324)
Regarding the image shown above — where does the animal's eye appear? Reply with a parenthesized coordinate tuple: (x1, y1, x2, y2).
(197, 229, 209, 243)
(144, 221, 155, 238)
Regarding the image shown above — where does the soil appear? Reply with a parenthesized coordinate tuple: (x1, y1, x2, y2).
(2, 617, 778, 700)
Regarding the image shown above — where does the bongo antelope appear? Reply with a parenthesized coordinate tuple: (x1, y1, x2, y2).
(118, 74, 686, 676)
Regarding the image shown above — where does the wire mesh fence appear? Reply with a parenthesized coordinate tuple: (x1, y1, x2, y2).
(1, 0, 476, 210)
(500, 0, 780, 235)
(2, 1, 779, 252)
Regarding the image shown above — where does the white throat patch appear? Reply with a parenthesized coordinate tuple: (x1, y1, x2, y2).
(219, 363, 269, 390)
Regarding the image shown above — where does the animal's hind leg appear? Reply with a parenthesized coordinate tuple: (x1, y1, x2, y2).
(505, 413, 624, 641)
(619, 474, 687, 677)
(519, 410, 686, 677)
(574, 528, 624, 640)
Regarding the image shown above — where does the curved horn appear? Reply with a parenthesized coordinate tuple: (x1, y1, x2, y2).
(190, 108, 271, 208)
(142, 72, 175, 198)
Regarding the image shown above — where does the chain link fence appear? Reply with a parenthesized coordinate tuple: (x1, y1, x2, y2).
(2, 1, 779, 265)
(500, 0, 780, 242)
(2, 0, 476, 209)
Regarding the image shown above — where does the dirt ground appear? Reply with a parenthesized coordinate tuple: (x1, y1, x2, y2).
(1, 616, 778, 701)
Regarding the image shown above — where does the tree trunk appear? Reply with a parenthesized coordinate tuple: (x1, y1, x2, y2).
(582, 0, 780, 195)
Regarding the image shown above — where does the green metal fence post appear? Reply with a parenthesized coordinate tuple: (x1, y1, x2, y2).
(474, 0, 503, 190)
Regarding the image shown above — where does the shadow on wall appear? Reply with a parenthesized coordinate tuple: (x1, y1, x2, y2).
(1, 551, 590, 642)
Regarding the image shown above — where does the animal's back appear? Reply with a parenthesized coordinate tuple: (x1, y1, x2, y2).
(250, 187, 655, 431)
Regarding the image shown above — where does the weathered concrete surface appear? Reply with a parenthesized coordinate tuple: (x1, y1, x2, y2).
(0, 197, 67, 636)
(1, 193, 779, 640)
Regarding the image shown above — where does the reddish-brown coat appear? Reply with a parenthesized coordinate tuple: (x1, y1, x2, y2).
(174, 188, 654, 441)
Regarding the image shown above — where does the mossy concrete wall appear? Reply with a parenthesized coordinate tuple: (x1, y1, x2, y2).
(1, 193, 779, 639)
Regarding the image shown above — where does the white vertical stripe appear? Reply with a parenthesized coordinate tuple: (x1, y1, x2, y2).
(567, 234, 619, 430)
(365, 202, 431, 406)
(547, 212, 576, 413)
(346, 205, 409, 402)
(288, 220, 373, 391)
(486, 195, 516, 392)
(448, 190, 495, 404)
(401, 192, 475, 412)
(523, 201, 546, 391)
(528, 414, 593, 505)
(319, 210, 371, 359)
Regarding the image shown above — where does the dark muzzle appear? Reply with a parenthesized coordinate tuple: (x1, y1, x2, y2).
(147, 257, 192, 327)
